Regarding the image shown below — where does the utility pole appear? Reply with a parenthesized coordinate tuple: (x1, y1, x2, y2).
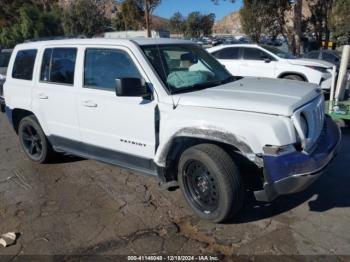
(294, 0, 302, 56)
(144, 0, 151, 38)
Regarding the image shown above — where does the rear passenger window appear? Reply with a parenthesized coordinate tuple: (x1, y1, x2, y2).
(12, 49, 37, 80)
(84, 48, 141, 90)
(213, 48, 240, 60)
(40, 48, 77, 85)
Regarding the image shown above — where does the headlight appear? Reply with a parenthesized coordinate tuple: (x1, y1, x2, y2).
(299, 114, 309, 138)
(263, 144, 296, 155)
(304, 65, 329, 73)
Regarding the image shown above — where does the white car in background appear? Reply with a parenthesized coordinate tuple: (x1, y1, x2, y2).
(208, 44, 335, 90)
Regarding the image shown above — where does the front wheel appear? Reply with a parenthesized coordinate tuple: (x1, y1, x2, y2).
(178, 144, 245, 223)
(283, 74, 305, 81)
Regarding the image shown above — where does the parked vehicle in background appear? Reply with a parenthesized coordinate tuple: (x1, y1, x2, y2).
(0, 49, 12, 112)
(3, 39, 341, 222)
(104, 30, 170, 39)
(304, 49, 350, 70)
(208, 44, 335, 91)
(222, 38, 238, 45)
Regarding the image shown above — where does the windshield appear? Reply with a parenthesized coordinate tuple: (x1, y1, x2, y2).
(141, 44, 236, 94)
(262, 45, 296, 59)
(0, 52, 11, 67)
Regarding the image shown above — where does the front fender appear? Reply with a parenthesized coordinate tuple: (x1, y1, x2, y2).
(154, 126, 256, 167)
(154, 105, 297, 168)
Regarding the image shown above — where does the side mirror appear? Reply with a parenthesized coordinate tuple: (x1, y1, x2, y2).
(115, 78, 151, 98)
(262, 57, 272, 63)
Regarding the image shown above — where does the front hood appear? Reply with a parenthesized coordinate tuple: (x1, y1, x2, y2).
(175, 77, 321, 116)
(286, 58, 334, 68)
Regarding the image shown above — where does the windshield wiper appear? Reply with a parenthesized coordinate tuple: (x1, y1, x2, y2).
(171, 81, 221, 94)
(171, 76, 243, 94)
(221, 75, 243, 84)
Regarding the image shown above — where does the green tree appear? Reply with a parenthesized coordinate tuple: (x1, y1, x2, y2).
(40, 7, 63, 36)
(331, 0, 350, 44)
(63, 0, 109, 37)
(200, 13, 215, 36)
(0, 0, 24, 26)
(239, 0, 265, 43)
(0, 2, 63, 48)
(0, 25, 23, 48)
(169, 12, 186, 34)
(186, 12, 202, 38)
(119, 0, 144, 31)
(111, 12, 126, 31)
(261, 0, 291, 41)
(143, 0, 161, 37)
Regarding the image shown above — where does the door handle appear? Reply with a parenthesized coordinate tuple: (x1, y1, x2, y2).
(37, 93, 48, 99)
(83, 101, 98, 108)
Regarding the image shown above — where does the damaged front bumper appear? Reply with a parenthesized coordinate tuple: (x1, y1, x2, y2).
(255, 115, 342, 202)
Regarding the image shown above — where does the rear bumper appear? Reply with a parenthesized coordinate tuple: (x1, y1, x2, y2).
(255, 116, 341, 201)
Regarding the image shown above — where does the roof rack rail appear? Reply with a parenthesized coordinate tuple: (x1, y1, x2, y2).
(24, 35, 87, 43)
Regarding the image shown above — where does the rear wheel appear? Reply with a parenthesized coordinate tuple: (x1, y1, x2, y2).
(18, 115, 55, 163)
(283, 74, 305, 81)
(178, 144, 244, 222)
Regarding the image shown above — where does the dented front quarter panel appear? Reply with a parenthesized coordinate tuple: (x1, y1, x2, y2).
(154, 103, 297, 167)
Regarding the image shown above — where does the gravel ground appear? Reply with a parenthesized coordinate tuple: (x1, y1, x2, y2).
(0, 113, 349, 261)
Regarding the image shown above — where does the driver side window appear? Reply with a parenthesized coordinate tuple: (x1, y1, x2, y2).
(243, 48, 272, 61)
(84, 48, 141, 91)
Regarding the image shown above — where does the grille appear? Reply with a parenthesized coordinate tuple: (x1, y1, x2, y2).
(293, 95, 325, 152)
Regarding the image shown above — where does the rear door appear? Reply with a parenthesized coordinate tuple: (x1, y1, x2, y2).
(32, 47, 80, 144)
(212, 47, 242, 76)
(240, 47, 277, 78)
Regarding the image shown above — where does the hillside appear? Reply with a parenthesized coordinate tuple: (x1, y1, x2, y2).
(213, 1, 312, 36)
(213, 11, 242, 35)
(152, 15, 170, 31)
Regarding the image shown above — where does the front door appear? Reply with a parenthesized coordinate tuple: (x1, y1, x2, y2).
(240, 47, 277, 78)
(77, 46, 157, 173)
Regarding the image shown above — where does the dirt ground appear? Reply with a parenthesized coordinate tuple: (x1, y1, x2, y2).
(0, 113, 350, 261)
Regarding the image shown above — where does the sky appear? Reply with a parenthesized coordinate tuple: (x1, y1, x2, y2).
(154, 0, 243, 21)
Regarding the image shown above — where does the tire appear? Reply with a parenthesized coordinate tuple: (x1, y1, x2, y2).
(178, 144, 244, 223)
(283, 74, 305, 81)
(18, 115, 55, 163)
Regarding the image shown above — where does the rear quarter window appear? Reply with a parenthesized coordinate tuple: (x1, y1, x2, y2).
(12, 49, 37, 80)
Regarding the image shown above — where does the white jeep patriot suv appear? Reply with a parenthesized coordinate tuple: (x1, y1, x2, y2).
(3, 39, 341, 222)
